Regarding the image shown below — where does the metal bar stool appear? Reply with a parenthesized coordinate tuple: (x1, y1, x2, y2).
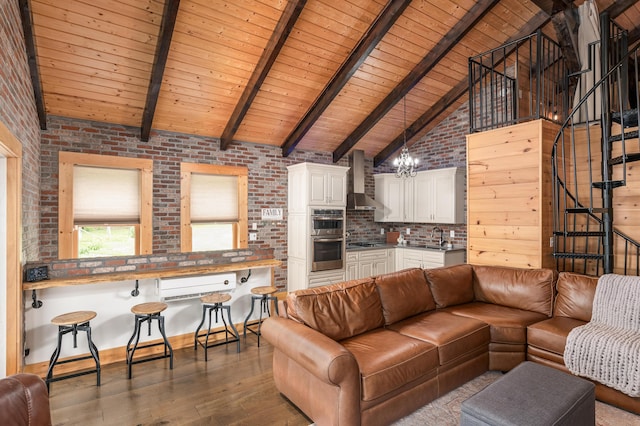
(194, 293, 240, 361)
(126, 302, 174, 379)
(243, 286, 279, 346)
(46, 311, 100, 391)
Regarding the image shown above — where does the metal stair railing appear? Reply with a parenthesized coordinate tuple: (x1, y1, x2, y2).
(551, 13, 640, 276)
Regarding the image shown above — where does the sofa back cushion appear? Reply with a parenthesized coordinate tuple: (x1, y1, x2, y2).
(424, 264, 474, 308)
(375, 268, 436, 325)
(472, 265, 556, 316)
(554, 272, 599, 321)
(286, 278, 384, 341)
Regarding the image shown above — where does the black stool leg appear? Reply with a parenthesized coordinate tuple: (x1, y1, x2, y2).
(46, 326, 64, 391)
(194, 305, 207, 350)
(126, 315, 144, 379)
(157, 314, 174, 369)
(243, 295, 258, 340)
(84, 324, 101, 386)
(221, 305, 240, 353)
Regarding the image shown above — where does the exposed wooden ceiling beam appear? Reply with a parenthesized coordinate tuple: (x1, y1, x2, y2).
(551, 8, 580, 75)
(140, 0, 180, 142)
(280, 0, 413, 157)
(18, 0, 46, 130)
(605, 0, 640, 18)
(332, 0, 499, 163)
(629, 26, 640, 46)
(220, 0, 307, 151)
(530, 0, 574, 16)
(374, 10, 552, 167)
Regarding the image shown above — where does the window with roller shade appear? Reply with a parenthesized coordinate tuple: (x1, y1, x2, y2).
(58, 152, 153, 259)
(180, 163, 248, 252)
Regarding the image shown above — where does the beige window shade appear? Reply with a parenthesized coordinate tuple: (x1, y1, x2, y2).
(191, 174, 238, 222)
(73, 166, 141, 224)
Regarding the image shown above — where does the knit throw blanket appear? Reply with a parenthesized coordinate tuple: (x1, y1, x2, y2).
(564, 274, 640, 397)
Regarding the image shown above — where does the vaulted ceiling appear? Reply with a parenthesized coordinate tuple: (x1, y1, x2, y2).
(19, 0, 640, 166)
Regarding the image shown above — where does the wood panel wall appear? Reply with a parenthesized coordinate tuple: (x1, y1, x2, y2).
(467, 119, 558, 269)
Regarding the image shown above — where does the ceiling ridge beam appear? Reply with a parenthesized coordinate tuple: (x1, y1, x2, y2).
(374, 10, 552, 167)
(220, 0, 307, 151)
(280, 0, 413, 157)
(332, 0, 500, 163)
(140, 0, 180, 142)
(605, 0, 638, 19)
(19, 0, 46, 130)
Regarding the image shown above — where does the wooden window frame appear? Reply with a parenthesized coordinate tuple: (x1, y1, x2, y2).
(58, 152, 153, 259)
(180, 163, 248, 252)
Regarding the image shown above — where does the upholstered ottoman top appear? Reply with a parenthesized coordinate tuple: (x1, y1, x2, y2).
(460, 361, 595, 426)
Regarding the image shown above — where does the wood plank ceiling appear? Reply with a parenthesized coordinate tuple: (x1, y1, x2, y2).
(22, 0, 640, 165)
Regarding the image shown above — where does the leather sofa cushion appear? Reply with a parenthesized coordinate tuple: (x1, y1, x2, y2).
(444, 302, 548, 344)
(472, 265, 556, 316)
(528, 317, 587, 356)
(375, 268, 435, 325)
(341, 328, 438, 402)
(286, 278, 384, 341)
(554, 272, 598, 321)
(388, 311, 489, 365)
(424, 264, 474, 308)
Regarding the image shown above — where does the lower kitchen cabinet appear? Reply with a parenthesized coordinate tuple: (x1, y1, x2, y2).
(308, 269, 346, 288)
(396, 247, 466, 270)
(346, 249, 394, 280)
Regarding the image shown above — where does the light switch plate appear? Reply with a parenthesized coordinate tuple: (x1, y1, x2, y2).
(450, 230, 455, 238)
(406, 228, 410, 235)
(249, 232, 257, 241)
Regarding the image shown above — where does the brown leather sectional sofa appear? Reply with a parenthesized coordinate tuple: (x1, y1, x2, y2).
(262, 264, 639, 426)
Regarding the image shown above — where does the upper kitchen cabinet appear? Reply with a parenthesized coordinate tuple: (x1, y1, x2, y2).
(375, 167, 465, 224)
(288, 163, 349, 212)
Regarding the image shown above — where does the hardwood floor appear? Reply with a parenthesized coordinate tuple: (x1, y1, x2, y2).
(49, 338, 311, 425)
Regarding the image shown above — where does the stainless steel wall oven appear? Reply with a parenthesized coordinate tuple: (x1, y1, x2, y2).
(310, 209, 344, 272)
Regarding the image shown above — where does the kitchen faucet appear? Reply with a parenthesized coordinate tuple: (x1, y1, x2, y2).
(431, 226, 445, 247)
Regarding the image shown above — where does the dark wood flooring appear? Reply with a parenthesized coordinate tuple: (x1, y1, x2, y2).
(49, 337, 311, 425)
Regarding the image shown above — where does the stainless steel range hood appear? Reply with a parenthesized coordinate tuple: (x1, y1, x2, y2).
(347, 150, 383, 210)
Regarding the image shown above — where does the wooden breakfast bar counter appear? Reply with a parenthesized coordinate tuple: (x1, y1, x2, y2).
(22, 256, 282, 377)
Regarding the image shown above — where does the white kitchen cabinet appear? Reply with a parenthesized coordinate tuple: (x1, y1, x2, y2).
(374, 167, 464, 224)
(308, 269, 346, 288)
(288, 163, 349, 212)
(346, 252, 358, 281)
(347, 249, 393, 279)
(395, 247, 466, 270)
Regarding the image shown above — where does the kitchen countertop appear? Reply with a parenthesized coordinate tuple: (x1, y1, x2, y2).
(346, 243, 465, 252)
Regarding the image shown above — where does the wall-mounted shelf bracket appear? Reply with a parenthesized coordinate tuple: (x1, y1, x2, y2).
(32, 290, 43, 309)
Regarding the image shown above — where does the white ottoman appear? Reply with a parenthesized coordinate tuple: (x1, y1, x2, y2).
(460, 362, 595, 425)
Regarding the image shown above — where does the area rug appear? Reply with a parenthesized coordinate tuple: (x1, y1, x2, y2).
(392, 371, 640, 426)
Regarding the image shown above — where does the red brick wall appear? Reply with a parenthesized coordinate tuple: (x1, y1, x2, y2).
(39, 116, 350, 287)
(0, 0, 42, 261)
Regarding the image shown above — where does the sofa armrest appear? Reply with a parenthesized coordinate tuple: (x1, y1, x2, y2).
(261, 316, 359, 385)
(0, 373, 51, 426)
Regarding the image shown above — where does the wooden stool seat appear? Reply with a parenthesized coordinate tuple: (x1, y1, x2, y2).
(51, 311, 96, 326)
(131, 302, 167, 316)
(201, 293, 232, 304)
(251, 286, 277, 296)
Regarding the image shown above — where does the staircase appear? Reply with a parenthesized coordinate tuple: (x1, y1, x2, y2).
(551, 12, 640, 276)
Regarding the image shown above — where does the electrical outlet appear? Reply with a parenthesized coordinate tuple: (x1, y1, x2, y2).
(450, 230, 455, 238)
(249, 232, 257, 241)
(252, 223, 257, 230)
(380, 228, 385, 235)
(550, 237, 554, 247)
(406, 228, 410, 235)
